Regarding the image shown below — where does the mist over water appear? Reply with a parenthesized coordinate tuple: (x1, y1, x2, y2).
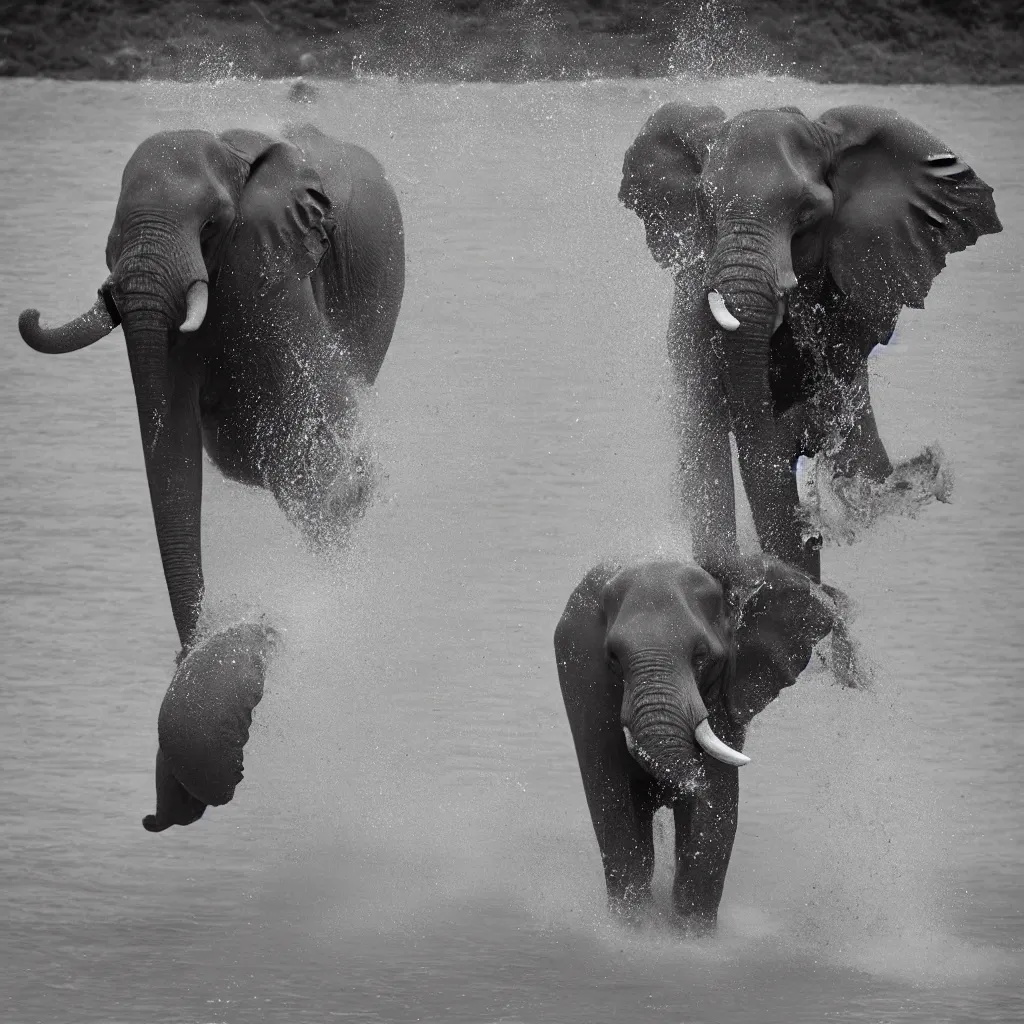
(1, 66, 1021, 1023)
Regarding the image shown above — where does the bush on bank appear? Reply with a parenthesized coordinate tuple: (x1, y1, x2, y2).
(0, 0, 1020, 83)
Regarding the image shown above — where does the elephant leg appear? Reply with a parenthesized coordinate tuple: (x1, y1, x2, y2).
(126, 351, 206, 651)
(828, 361, 892, 483)
(267, 398, 372, 550)
(571, 735, 659, 923)
(702, 311, 814, 575)
(597, 778, 659, 923)
(733, 416, 814, 576)
(668, 282, 739, 563)
(671, 760, 739, 933)
(246, 285, 377, 549)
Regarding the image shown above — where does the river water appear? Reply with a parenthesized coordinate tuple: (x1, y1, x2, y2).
(0, 76, 1021, 1024)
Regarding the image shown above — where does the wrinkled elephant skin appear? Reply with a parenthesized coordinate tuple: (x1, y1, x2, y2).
(555, 554, 837, 931)
(19, 124, 405, 655)
(620, 103, 1001, 582)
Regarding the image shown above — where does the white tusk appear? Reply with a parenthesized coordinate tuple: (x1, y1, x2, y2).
(623, 727, 637, 757)
(180, 280, 208, 333)
(773, 300, 785, 333)
(708, 290, 740, 332)
(694, 719, 750, 766)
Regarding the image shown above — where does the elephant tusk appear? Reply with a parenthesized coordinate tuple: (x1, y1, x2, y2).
(623, 726, 637, 757)
(694, 719, 750, 766)
(180, 280, 208, 333)
(708, 290, 740, 332)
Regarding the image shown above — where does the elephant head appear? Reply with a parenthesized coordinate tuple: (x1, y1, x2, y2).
(619, 104, 1000, 570)
(621, 102, 1000, 339)
(556, 554, 838, 802)
(143, 620, 280, 833)
(19, 129, 332, 651)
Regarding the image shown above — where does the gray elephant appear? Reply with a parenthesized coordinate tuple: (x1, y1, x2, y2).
(19, 123, 404, 656)
(619, 103, 1000, 582)
(555, 554, 837, 932)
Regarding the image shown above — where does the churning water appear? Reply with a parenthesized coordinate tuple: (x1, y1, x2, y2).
(0, 75, 1021, 1023)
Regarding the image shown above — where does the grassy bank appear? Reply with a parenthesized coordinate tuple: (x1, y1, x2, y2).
(1, 0, 1021, 84)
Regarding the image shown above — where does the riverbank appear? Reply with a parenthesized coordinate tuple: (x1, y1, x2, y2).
(1, 1, 1021, 84)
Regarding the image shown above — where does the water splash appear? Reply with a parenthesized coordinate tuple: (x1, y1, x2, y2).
(798, 444, 955, 547)
(667, 0, 789, 81)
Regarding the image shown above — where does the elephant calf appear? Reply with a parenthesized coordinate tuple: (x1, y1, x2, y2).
(555, 554, 837, 932)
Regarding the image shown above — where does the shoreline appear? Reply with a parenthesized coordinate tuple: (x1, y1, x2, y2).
(1, 3, 1021, 87)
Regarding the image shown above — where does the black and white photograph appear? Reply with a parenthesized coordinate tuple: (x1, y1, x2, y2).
(1, 2, 1019, 1021)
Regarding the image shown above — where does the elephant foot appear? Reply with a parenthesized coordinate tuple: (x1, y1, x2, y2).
(669, 910, 718, 938)
(145, 620, 280, 832)
(607, 893, 656, 930)
(605, 875, 657, 928)
(797, 443, 953, 547)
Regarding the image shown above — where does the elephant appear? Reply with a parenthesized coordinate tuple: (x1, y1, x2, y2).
(144, 620, 279, 832)
(19, 123, 405, 658)
(555, 554, 838, 932)
(619, 103, 1001, 583)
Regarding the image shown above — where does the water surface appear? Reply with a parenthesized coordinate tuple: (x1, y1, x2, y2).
(1, 77, 1021, 1023)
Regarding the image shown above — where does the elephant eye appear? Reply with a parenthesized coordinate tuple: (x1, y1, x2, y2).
(795, 205, 817, 227)
(606, 650, 622, 674)
(693, 642, 711, 675)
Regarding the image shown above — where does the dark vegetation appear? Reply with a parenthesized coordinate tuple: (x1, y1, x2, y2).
(1, 0, 1020, 83)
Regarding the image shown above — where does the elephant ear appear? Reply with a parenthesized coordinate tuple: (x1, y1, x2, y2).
(152, 622, 279, 826)
(819, 106, 1001, 319)
(554, 563, 622, 733)
(219, 128, 333, 279)
(707, 555, 837, 727)
(619, 101, 725, 270)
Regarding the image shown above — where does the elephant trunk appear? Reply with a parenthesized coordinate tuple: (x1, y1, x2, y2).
(112, 222, 209, 407)
(113, 222, 209, 650)
(622, 666, 747, 797)
(705, 219, 795, 340)
(19, 276, 120, 354)
(113, 215, 208, 331)
(707, 243, 778, 433)
(704, 226, 809, 568)
(120, 308, 205, 648)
